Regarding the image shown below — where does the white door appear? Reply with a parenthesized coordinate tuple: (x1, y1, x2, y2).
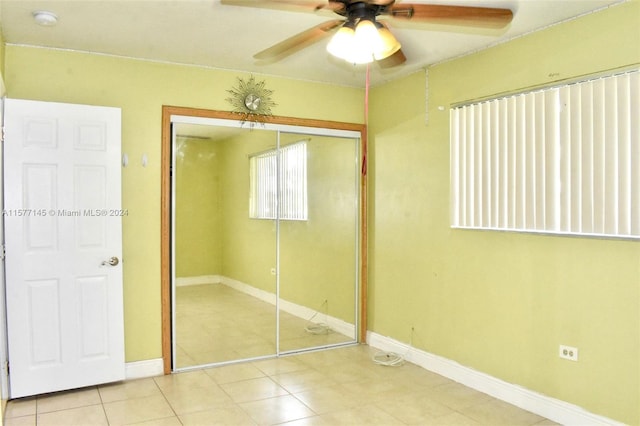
(3, 99, 124, 398)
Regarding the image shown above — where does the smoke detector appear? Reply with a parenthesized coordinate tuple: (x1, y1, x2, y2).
(33, 11, 58, 26)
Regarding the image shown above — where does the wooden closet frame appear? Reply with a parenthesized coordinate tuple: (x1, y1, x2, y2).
(160, 105, 368, 374)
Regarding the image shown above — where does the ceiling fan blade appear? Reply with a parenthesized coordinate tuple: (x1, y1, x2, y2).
(377, 48, 406, 68)
(220, 0, 345, 14)
(387, 4, 513, 28)
(254, 19, 344, 61)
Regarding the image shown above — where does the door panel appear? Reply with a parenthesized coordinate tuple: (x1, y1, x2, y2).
(24, 164, 58, 249)
(172, 123, 278, 368)
(75, 166, 107, 247)
(278, 132, 359, 353)
(28, 279, 62, 365)
(78, 275, 110, 359)
(4, 99, 124, 398)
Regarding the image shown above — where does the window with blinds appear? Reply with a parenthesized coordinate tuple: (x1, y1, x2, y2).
(450, 70, 639, 239)
(249, 141, 308, 220)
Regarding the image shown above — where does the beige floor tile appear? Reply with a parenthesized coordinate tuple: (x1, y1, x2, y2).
(179, 406, 258, 425)
(173, 284, 357, 370)
(427, 411, 481, 425)
(534, 419, 562, 425)
(2, 346, 557, 426)
(425, 382, 493, 410)
(317, 404, 405, 426)
(333, 344, 381, 363)
(102, 394, 175, 426)
(252, 357, 308, 376)
(204, 362, 266, 384)
(129, 416, 182, 426)
(271, 369, 337, 394)
(180, 347, 245, 367)
(162, 383, 234, 415)
(98, 378, 162, 403)
(339, 376, 413, 403)
(220, 377, 289, 403)
(36, 404, 108, 426)
(173, 347, 198, 369)
(153, 369, 216, 393)
(311, 361, 377, 384)
(36, 387, 102, 414)
(240, 395, 316, 425)
(291, 385, 364, 414)
(368, 361, 453, 389)
(375, 393, 454, 424)
(3, 415, 36, 426)
(279, 334, 353, 353)
(4, 397, 36, 418)
(460, 398, 547, 425)
(278, 416, 330, 426)
(294, 347, 355, 368)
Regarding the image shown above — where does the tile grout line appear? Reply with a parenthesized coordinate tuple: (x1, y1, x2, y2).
(152, 375, 186, 425)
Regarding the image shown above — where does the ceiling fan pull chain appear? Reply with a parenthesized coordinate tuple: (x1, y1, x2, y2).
(362, 63, 370, 177)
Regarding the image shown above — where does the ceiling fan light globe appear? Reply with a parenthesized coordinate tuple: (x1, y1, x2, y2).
(353, 19, 379, 51)
(327, 26, 356, 60)
(373, 27, 401, 60)
(349, 19, 378, 63)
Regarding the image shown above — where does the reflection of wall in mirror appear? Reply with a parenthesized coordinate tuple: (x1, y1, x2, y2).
(174, 136, 222, 277)
(174, 130, 358, 325)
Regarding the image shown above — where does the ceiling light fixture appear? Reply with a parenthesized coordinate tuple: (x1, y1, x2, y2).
(33, 11, 58, 26)
(326, 5, 401, 65)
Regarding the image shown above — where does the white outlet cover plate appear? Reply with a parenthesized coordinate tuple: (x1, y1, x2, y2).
(559, 345, 579, 361)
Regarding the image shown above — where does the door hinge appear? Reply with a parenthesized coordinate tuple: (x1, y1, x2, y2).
(0, 244, 5, 261)
(1, 126, 4, 143)
(5, 361, 8, 375)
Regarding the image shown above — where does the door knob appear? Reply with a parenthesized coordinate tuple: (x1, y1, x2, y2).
(101, 256, 119, 266)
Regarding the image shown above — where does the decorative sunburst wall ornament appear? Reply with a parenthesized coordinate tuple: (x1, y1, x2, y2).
(226, 75, 276, 128)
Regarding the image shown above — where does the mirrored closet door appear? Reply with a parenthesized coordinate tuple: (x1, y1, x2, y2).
(172, 122, 278, 368)
(167, 110, 363, 371)
(277, 131, 359, 354)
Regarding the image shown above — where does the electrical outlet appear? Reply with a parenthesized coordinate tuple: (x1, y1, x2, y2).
(559, 345, 578, 361)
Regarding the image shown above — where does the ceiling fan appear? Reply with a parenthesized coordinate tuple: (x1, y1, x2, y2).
(220, 0, 514, 67)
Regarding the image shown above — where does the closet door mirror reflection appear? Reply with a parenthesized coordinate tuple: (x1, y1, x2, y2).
(277, 132, 359, 354)
(171, 115, 361, 370)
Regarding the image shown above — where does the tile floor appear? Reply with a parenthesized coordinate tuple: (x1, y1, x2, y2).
(4, 344, 557, 426)
(175, 284, 355, 368)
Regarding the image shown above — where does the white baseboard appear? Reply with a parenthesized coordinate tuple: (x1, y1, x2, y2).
(221, 276, 276, 304)
(125, 358, 164, 380)
(175, 275, 221, 287)
(278, 298, 355, 337)
(220, 276, 356, 337)
(367, 332, 624, 426)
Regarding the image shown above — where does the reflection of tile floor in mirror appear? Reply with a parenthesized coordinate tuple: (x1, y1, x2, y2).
(4, 344, 557, 426)
(175, 284, 355, 368)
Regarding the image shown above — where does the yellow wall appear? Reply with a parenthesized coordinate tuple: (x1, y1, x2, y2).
(174, 137, 223, 277)
(218, 128, 278, 293)
(278, 134, 359, 322)
(3, 46, 364, 362)
(177, 129, 360, 323)
(369, 2, 639, 424)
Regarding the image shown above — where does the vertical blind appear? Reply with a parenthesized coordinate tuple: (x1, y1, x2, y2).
(249, 141, 308, 220)
(450, 70, 639, 238)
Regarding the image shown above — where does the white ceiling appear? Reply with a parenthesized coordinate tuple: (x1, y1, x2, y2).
(0, 0, 625, 88)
